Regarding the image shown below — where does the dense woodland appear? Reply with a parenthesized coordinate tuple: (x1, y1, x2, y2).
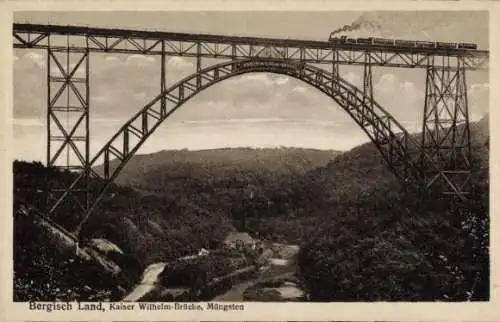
(13, 117, 489, 301)
(13, 147, 335, 300)
(295, 117, 489, 301)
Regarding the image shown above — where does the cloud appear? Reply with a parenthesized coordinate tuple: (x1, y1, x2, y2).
(13, 118, 44, 127)
(167, 56, 194, 70)
(469, 82, 489, 117)
(230, 73, 276, 87)
(470, 83, 489, 92)
(293, 86, 307, 93)
(13, 52, 487, 159)
(276, 76, 289, 85)
(343, 71, 363, 88)
(136, 120, 368, 154)
(13, 118, 45, 140)
(134, 92, 148, 99)
(49, 62, 86, 77)
(13, 132, 46, 162)
(22, 52, 45, 69)
(24, 52, 43, 62)
(372, 72, 423, 126)
(91, 118, 124, 127)
(126, 54, 156, 65)
(227, 74, 295, 91)
(375, 73, 398, 91)
(90, 95, 109, 102)
(181, 117, 287, 126)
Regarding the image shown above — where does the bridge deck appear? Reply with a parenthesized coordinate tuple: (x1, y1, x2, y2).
(13, 23, 489, 70)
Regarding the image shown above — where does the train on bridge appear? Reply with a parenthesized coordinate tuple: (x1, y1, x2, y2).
(328, 35, 477, 50)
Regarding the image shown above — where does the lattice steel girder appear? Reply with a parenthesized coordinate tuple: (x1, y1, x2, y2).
(13, 24, 489, 70)
(421, 55, 472, 197)
(45, 38, 91, 220)
(58, 59, 431, 235)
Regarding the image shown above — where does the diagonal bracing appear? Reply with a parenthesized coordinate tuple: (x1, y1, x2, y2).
(421, 55, 472, 197)
(45, 35, 91, 229)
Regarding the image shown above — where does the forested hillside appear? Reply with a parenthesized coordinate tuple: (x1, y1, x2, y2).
(94, 117, 489, 301)
(100, 147, 338, 188)
(13, 147, 339, 300)
(93, 147, 340, 232)
(13, 117, 489, 301)
(295, 116, 489, 301)
(13, 161, 235, 300)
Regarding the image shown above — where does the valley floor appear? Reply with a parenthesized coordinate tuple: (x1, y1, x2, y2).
(214, 265, 297, 301)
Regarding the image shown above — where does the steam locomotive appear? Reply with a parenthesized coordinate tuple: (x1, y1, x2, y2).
(328, 35, 477, 50)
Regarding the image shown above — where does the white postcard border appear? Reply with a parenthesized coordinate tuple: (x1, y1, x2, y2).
(1, 1, 499, 321)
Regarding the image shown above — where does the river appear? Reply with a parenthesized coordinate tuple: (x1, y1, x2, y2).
(122, 262, 167, 301)
(122, 253, 199, 301)
(214, 266, 296, 301)
(122, 245, 303, 302)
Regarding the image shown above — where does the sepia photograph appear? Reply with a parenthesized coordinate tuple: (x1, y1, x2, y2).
(9, 7, 491, 311)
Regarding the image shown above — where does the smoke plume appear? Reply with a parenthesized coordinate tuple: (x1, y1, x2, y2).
(329, 15, 382, 37)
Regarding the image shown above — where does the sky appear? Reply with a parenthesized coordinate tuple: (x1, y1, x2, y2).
(13, 11, 490, 164)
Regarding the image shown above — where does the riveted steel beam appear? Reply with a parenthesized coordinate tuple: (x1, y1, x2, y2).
(13, 24, 489, 70)
(421, 55, 472, 198)
(45, 35, 91, 229)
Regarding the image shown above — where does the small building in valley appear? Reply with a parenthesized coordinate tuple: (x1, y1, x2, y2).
(224, 232, 257, 250)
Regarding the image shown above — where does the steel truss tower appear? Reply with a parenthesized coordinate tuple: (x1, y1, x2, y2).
(46, 35, 91, 227)
(421, 55, 472, 197)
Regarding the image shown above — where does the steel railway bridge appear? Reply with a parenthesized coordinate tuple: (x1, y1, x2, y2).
(13, 23, 489, 239)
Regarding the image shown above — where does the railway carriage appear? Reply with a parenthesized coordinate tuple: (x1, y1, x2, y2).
(328, 34, 478, 51)
(415, 41, 436, 49)
(395, 40, 416, 48)
(458, 43, 477, 50)
(373, 38, 394, 46)
(436, 42, 458, 49)
(344, 37, 357, 44)
(356, 38, 372, 45)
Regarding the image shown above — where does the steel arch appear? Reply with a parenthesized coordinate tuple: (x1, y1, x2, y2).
(62, 59, 428, 235)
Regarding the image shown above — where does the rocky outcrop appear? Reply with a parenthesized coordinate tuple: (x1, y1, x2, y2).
(242, 278, 307, 301)
(19, 206, 92, 261)
(147, 220, 165, 235)
(89, 238, 124, 255)
(19, 206, 130, 287)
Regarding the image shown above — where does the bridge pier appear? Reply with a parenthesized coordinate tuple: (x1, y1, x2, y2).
(196, 42, 202, 88)
(363, 53, 373, 102)
(421, 55, 472, 198)
(45, 35, 92, 226)
(331, 50, 339, 89)
(362, 53, 374, 128)
(160, 40, 167, 117)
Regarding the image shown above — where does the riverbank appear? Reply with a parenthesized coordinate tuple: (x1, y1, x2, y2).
(214, 263, 297, 301)
(121, 238, 303, 302)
